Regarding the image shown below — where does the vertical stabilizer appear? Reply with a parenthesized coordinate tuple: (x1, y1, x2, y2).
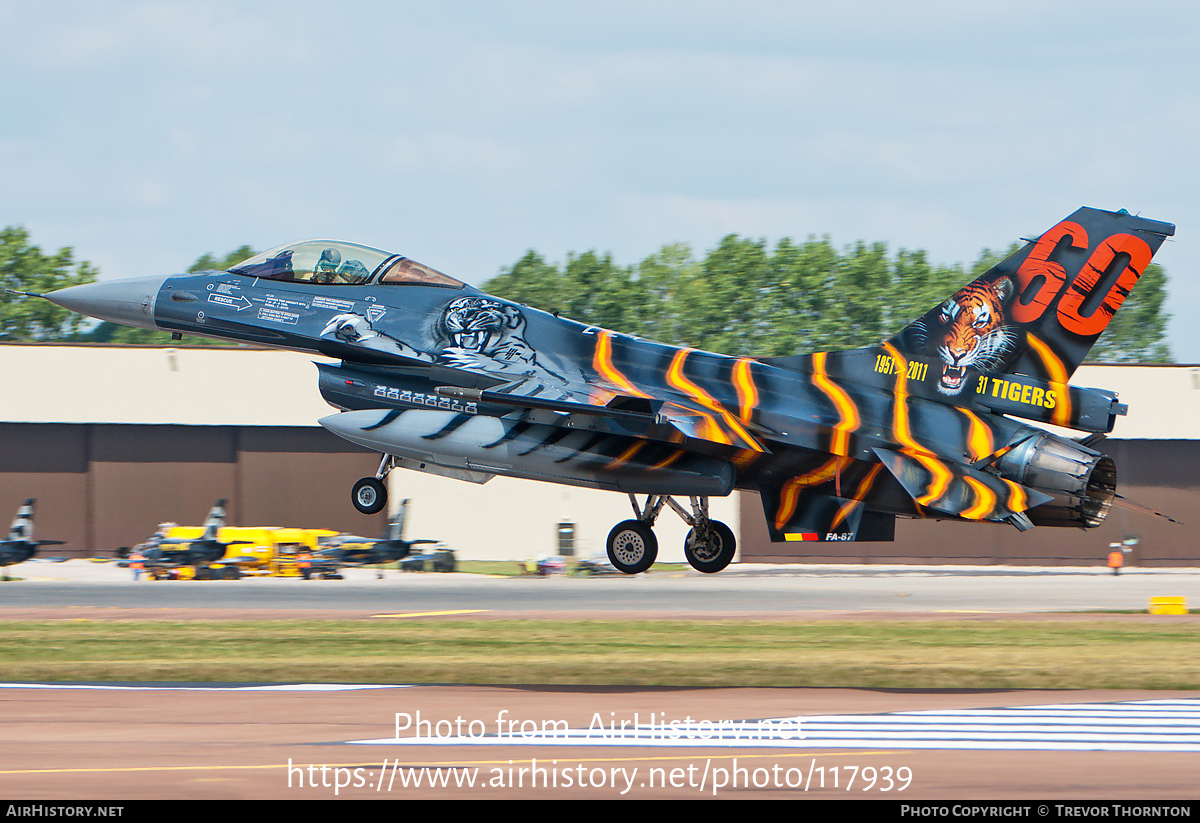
(201, 499, 227, 541)
(889, 207, 1174, 398)
(8, 499, 35, 543)
(387, 499, 409, 542)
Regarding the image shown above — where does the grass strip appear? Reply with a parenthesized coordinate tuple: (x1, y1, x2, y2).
(0, 619, 1197, 689)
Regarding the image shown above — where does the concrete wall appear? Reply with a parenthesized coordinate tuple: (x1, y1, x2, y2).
(393, 471, 739, 563)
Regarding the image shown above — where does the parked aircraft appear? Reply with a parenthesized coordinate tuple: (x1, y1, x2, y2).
(0, 499, 64, 578)
(312, 499, 438, 577)
(134, 500, 251, 577)
(38, 207, 1174, 574)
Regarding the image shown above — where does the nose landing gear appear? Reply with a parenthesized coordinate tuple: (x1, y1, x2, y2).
(605, 494, 736, 575)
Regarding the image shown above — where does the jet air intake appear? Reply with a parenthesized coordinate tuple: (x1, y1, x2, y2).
(994, 429, 1116, 528)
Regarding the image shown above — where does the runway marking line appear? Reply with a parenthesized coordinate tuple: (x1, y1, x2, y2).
(371, 610, 489, 618)
(0, 750, 899, 777)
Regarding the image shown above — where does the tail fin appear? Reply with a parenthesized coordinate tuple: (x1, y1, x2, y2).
(201, 499, 227, 541)
(387, 499, 409, 542)
(889, 207, 1173, 397)
(7, 499, 34, 542)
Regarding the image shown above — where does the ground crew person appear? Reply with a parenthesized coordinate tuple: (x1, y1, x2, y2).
(1108, 546, 1124, 576)
(297, 551, 312, 580)
(130, 551, 145, 581)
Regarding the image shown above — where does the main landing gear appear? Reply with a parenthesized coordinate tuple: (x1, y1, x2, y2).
(352, 454, 395, 515)
(606, 494, 736, 575)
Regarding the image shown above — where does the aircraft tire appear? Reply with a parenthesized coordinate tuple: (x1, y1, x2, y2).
(684, 520, 736, 574)
(352, 477, 387, 515)
(606, 520, 658, 575)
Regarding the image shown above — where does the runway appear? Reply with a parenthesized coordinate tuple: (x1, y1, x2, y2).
(1, 684, 1197, 800)
(2, 560, 1197, 800)
(6, 559, 1200, 616)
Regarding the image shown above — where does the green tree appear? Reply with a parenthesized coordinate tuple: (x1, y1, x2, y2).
(1090, 262, 1171, 362)
(484, 251, 571, 316)
(490, 237, 1174, 363)
(188, 245, 257, 274)
(634, 243, 700, 346)
(0, 227, 99, 341)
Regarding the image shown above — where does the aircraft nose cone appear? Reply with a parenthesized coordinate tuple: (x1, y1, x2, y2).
(46, 275, 169, 330)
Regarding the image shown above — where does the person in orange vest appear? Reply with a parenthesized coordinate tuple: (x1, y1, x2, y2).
(297, 551, 313, 580)
(129, 551, 145, 581)
(1108, 546, 1124, 576)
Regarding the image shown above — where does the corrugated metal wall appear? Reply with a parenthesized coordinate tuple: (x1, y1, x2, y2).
(0, 423, 386, 556)
(738, 439, 1200, 566)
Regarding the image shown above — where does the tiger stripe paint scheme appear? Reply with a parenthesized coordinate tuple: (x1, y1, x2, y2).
(44, 207, 1173, 558)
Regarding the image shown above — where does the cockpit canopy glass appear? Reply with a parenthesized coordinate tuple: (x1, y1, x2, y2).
(229, 241, 393, 285)
(227, 241, 464, 289)
(377, 257, 464, 288)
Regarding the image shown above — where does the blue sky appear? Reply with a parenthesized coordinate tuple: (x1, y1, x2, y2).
(3, 1, 1198, 358)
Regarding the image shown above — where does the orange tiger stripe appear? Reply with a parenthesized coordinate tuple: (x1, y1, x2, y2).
(593, 330, 650, 398)
(774, 456, 851, 530)
(1026, 333, 1072, 427)
(830, 463, 886, 531)
(1002, 478, 1029, 513)
(811, 352, 860, 457)
(961, 476, 997, 521)
(667, 349, 765, 450)
(607, 440, 646, 469)
(733, 358, 759, 424)
(881, 342, 954, 508)
(959, 409, 995, 463)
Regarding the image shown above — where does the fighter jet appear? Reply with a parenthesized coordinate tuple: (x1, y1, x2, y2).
(0, 499, 65, 579)
(312, 499, 438, 577)
(38, 207, 1174, 574)
(134, 500, 252, 578)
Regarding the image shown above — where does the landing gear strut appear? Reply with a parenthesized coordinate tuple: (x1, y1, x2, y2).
(352, 453, 394, 515)
(605, 494, 736, 575)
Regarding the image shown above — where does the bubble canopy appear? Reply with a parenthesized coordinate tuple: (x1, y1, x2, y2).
(228, 240, 464, 288)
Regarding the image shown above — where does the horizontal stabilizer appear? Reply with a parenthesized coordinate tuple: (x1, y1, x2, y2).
(873, 448, 1052, 523)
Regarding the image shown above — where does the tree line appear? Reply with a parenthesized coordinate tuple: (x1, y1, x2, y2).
(0, 225, 1172, 362)
(482, 236, 1171, 363)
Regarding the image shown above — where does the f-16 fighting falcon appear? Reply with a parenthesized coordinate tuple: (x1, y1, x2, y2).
(132, 500, 251, 578)
(0, 499, 65, 579)
(312, 499, 438, 578)
(35, 207, 1174, 574)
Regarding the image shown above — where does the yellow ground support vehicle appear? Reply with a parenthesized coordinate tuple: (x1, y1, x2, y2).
(270, 528, 338, 578)
(157, 526, 336, 579)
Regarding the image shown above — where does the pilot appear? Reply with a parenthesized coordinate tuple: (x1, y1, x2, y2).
(313, 248, 342, 284)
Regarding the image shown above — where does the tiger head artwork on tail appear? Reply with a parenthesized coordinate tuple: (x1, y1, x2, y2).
(921, 275, 1022, 396)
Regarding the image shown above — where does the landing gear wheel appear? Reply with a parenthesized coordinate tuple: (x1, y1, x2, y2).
(684, 520, 736, 574)
(606, 520, 658, 575)
(352, 477, 387, 515)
